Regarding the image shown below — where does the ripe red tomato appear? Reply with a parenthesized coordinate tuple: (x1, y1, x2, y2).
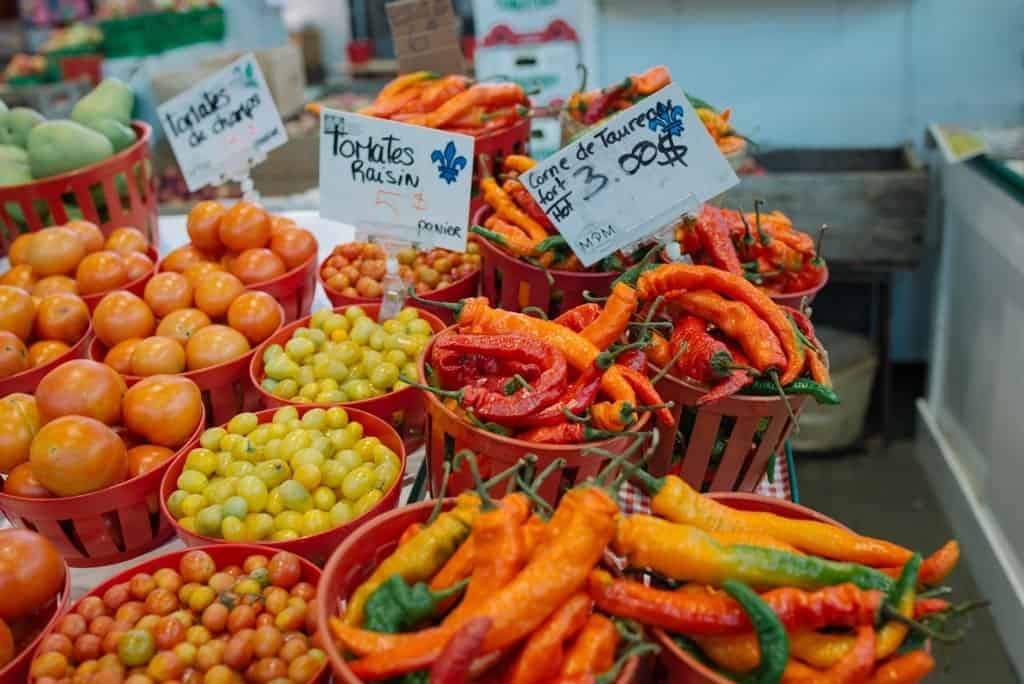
(187, 201, 227, 252)
(0, 528, 65, 621)
(30, 415, 128, 496)
(35, 359, 127, 426)
(270, 228, 317, 270)
(219, 202, 271, 252)
(126, 445, 176, 478)
(230, 248, 286, 285)
(122, 375, 202, 448)
(2, 462, 51, 497)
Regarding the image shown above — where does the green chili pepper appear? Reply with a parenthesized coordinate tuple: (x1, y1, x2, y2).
(364, 574, 469, 634)
(722, 580, 789, 684)
(725, 544, 894, 592)
(536, 234, 567, 253)
(600, 253, 626, 272)
(740, 378, 840, 405)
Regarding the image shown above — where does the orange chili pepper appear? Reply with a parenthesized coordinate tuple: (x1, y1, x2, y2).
(560, 613, 619, 676)
(580, 282, 639, 351)
(638, 264, 804, 383)
(503, 154, 537, 173)
(880, 540, 959, 585)
(425, 82, 526, 129)
(505, 593, 593, 684)
(400, 74, 472, 114)
(630, 65, 672, 95)
(378, 70, 437, 100)
(480, 172, 549, 242)
(647, 330, 672, 367)
(782, 659, 825, 682)
(865, 651, 935, 684)
(616, 364, 675, 426)
(789, 627, 876, 684)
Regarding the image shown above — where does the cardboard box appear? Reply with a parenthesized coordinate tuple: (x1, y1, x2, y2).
(250, 132, 319, 197)
(474, 41, 580, 106)
(151, 44, 307, 119)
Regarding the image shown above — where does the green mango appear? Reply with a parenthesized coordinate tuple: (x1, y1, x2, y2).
(0, 100, 8, 145)
(0, 163, 32, 187)
(27, 119, 113, 179)
(6, 108, 45, 148)
(0, 144, 29, 167)
(81, 117, 137, 152)
(71, 77, 134, 127)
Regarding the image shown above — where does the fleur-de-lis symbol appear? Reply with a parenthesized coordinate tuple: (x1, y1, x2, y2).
(431, 141, 467, 184)
(649, 101, 685, 138)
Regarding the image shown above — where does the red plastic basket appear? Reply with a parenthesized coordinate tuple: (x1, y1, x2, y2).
(654, 493, 845, 683)
(471, 117, 532, 219)
(0, 322, 91, 396)
(245, 249, 319, 324)
(318, 254, 480, 326)
(0, 122, 158, 259)
(80, 245, 159, 311)
(644, 369, 806, 493)
(88, 302, 284, 427)
(25, 544, 327, 684)
(769, 265, 829, 310)
(251, 303, 446, 452)
(316, 499, 640, 684)
(160, 405, 405, 567)
(419, 330, 652, 505)
(0, 406, 204, 568)
(0, 557, 70, 684)
(473, 206, 618, 317)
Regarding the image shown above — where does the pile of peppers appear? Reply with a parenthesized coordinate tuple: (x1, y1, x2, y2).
(309, 72, 530, 136)
(674, 203, 828, 295)
(327, 452, 974, 684)
(564, 64, 746, 157)
(470, 153, 643, 273)
(408, 283, 677, 444)
(640, 262, 838, 406)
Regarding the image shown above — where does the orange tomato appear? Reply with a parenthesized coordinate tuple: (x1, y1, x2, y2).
(0, 529, 65, 621)
(124, 251, 154, 282)
(181, 261, 224, 289)
(269, 215, 296, 236)
(227, 291, 282, 345)
(0, 264, 37, 291)
(35, 293, 90, 344)
(126, 445, 176, 478)
(122, 375, 202, 448)
(185, 325, 250, 370)
(193, 272, 245, 319)
(36, 359, 127, 425)
(30, 415, 127, 496)
(221, 250, 239, 273)
(65, 220, 105, 254)
(76, 251, 128, 295)
(2, 462, 51, 497)
(143, 272, 193, 318)
(187, 201, 227, 252)
(219, 202, 271, 252)
(0, 393, 38, 473)
(161, 244, 214, 274)
(230, 248, 286, 285)
(131, 336, 186, 376)
(0, 331, 28, 379)
(26, 227, 86, 276)
(155, 308, 211, 347)
(0, 618, 10, 668)
(93, 291, 155, 347)
(8, 233, 34, 266)
(104, 337, 143, 374)
(270, 228, 317, 270)
(0, 284, 36, 340)
(105, 227, 149, 255)
(32, 275, 78, 298)
(28, 339, 71, 367)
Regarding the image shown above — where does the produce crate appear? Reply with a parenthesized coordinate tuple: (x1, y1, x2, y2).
(0, 557, 71, 684)
(0, 78, 91, 118)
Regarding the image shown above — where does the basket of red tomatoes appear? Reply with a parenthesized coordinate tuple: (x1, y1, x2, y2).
(0, 363, 205, 566)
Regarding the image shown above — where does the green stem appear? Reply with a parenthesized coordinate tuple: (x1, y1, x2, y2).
(536, 235, 567, 253)
(427, 461, 453, 524)
(520, 306, 548, 320)
(595, 643, 661, 684)
(651, 340, 688, 385)
(591, 431, 650, 486)
(405, 288, 463, 315)
(814, 224, 828, 262)
(767, 370, 796, 424)
(399, 373, 464, 403)
(452, 450, 496, 511)
(503, 374, 535, 395)
(582, 290, 609, 303)
(563, 407, 591, 423)
(515, 473, 555, 518)
(483, 455, 535, 491)
(739, 210, 756, 248)
(754, 199, 771, 246)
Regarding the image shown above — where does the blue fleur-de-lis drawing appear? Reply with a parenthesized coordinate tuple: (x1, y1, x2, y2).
(431, 141, 467, 184)
(649, 101, 685, 137)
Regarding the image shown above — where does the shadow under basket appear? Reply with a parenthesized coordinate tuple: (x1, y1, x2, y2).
(419, 331, 651, 505)
(645, 370, 807, 493)
(0, 408, 204, 568)
(317, 499, 641, 684)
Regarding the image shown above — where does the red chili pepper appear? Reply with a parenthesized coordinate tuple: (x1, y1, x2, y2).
(615, 364, 675, 426)
(671, 315, 735, 383)
(788, 626, 875, 684)
(696, 205, 745, 276)
(617, 348, 648, 373)
(865, 650, 935, 684)
(519, 364, 603, 428)
(504, 178, 555, 231)
(584, 78, 632, 124)
(782, 305, 832, 387)
(428, 616, 493, 684)
(698, 345, 754, 406)
(554, 303, 603, 332)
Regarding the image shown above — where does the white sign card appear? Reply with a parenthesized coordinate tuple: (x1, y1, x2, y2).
(158, 53, 287, 192)
(318, 107, 473, 252)
(523, 82, 739, 265)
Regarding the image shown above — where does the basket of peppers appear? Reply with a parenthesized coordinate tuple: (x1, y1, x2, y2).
(406, 280, 676, 504)
(594, 470, 971, 684)
(319, 453, 662, 683)
(561, 65, 748, 164)
(630, 262, 836, 492)
(671, 203, 828, 309)
(310, 71, 533, 218)
(470, 153, 649, 318)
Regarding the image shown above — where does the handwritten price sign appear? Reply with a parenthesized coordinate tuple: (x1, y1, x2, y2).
(523, 82, 738, 265)
(157, 54, 286, 192)
(318, 108, 473, 251)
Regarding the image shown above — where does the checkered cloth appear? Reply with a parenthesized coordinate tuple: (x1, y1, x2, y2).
(618, 452, 792, 515)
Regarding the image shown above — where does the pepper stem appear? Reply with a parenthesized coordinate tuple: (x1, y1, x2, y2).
(482, 455, 536, 491)
(520, 306, 548, 320)
(880, 601, 988, 643)
(576, 63, 588, 92)
(514, 473, 555, 518)
(503, 374, 534, 395)
(536, 235, 567, 253)
(476, 153, 493, 179)
(452, 450, 496, 511)
(595, 643, 661, 684)
(596, 339, 647, 369)
(427, 460, 453, 525)
(651, 340, 687, 385)
(432, 577, 471, 602)
(739, 210, 756, 247)
(814, 223, 828, 263)
(582, 290, 609, 303)
(608, 429, 660, 492)
(563, 407, 591, 424)
(405, 287, 462, 314)
(612, 618, 645, 643)
(399, 372, 464, 402)
(591, 431, 651, 486)
(612, 244, 662, 289)
(754, 198, 771, 246)
(767, 370, 796, 424)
